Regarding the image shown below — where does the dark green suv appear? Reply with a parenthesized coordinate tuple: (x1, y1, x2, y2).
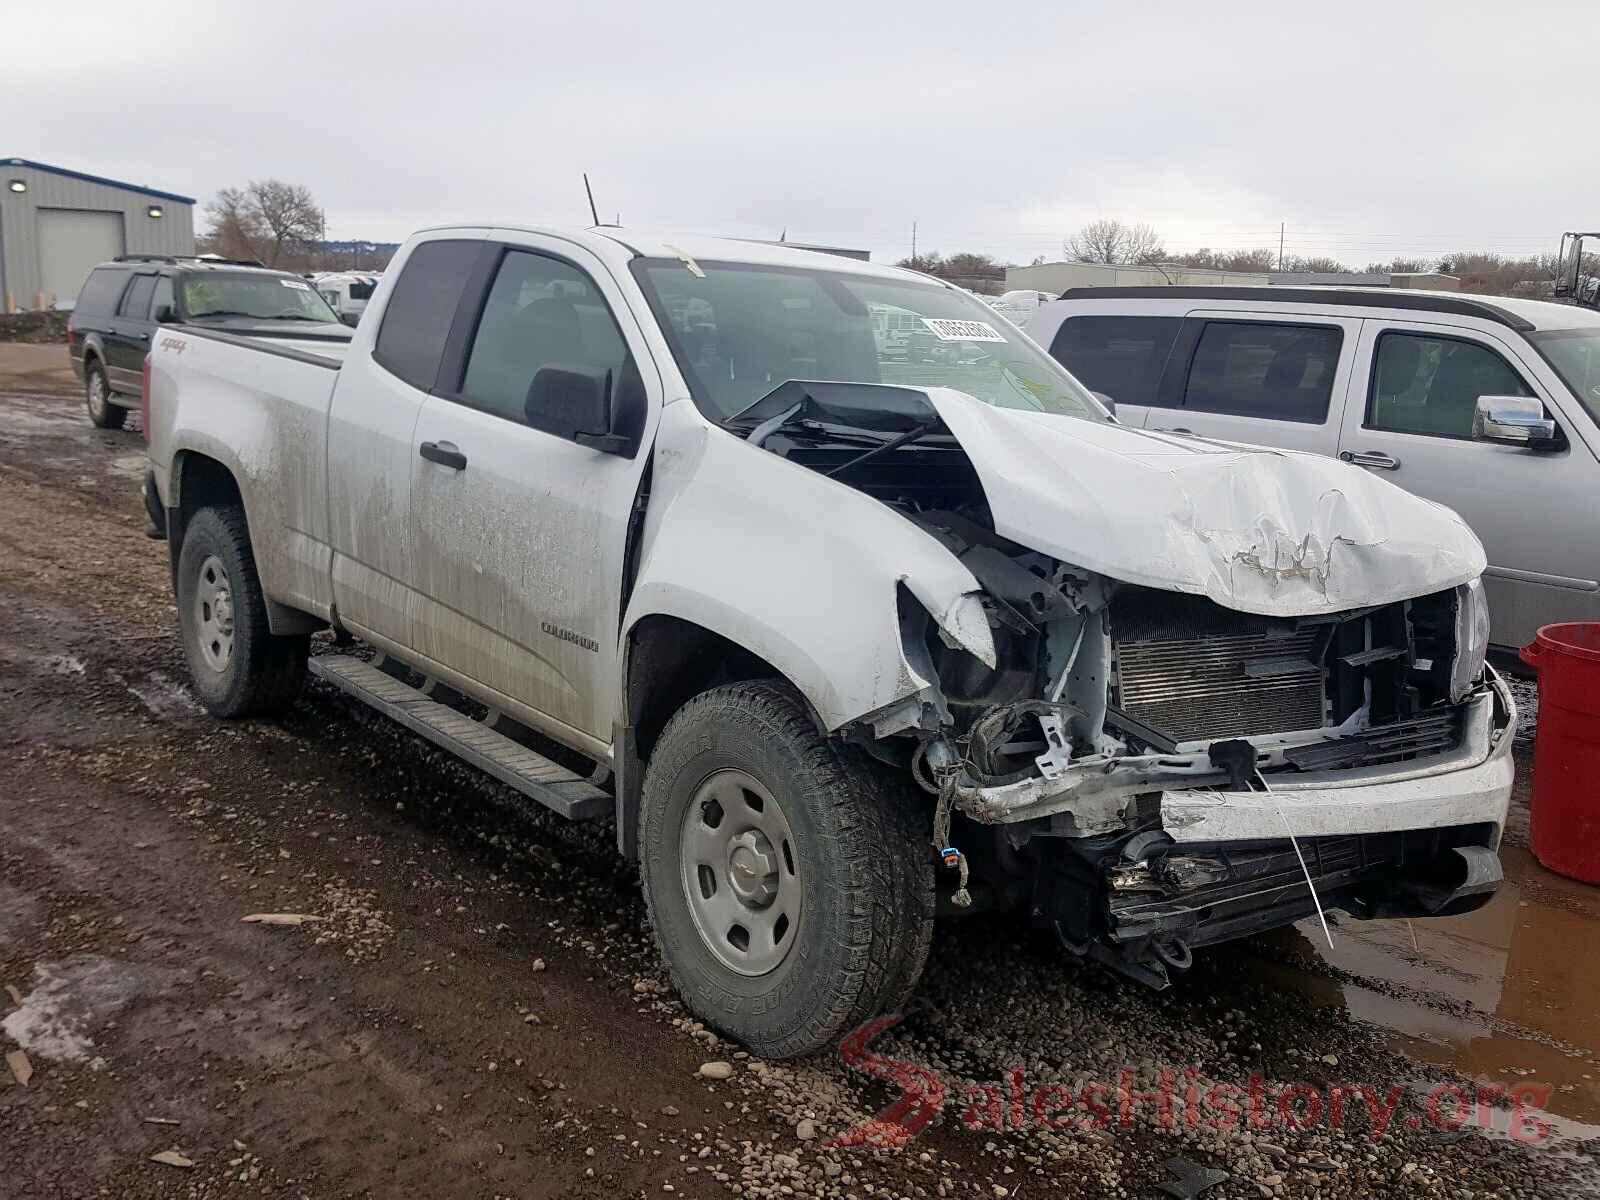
(67, 255, 352, 428)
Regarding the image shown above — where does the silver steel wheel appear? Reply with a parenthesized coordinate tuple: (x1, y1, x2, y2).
(679, 768, 802, 976)
(87, 370, 108, 421)
(192, 554, 236, 673)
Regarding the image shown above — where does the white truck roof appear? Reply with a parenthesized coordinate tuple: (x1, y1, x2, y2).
(411, 223, 926, 284)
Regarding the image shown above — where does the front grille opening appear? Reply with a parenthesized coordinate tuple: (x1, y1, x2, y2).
(1108, 587, 1463, 760)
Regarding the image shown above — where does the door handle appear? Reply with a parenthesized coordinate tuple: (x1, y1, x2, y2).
(419, 440, 467, 470)
(1340, 450, 1400, 471)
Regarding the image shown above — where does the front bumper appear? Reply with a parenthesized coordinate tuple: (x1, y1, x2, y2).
(1025, 670, 1515, 988)
(967, 668, 1516, 844)
(1162, 671, 1514, 846)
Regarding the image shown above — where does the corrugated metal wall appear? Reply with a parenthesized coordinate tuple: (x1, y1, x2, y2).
(1, 161, 196, 310)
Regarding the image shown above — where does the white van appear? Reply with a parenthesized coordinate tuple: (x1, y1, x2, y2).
(1027, 286, 1600, 651)
(311, 272, 382, 326)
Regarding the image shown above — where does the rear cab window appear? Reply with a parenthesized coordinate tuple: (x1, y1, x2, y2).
(373, 241, 484, 391)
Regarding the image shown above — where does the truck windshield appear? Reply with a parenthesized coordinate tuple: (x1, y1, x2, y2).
(630, 258, 1104, 423)
(1528, 327, 1600, 425)
(180, 273, 341, 323)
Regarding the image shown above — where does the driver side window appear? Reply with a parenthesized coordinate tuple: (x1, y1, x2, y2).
(459, 250, 629, 426)
(1368, 332, 1532, 438)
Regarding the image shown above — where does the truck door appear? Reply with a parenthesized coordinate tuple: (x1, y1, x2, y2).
(1335, 319, 1600, 650)
(1143, 311, 1358, 453)
(407, 235, 659, 750)
(326, 235, 487, 649)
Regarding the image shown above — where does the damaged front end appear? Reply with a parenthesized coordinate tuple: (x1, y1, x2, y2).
(740, 381, 1513, 990)
(908, 535, 1511, 988)
(911, 532, 1512, 987)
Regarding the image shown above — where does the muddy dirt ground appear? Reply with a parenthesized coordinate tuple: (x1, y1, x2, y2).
(2, 370, 1597, 1199)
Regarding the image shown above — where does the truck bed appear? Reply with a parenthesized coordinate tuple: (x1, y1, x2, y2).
(146, 323, 345, 624)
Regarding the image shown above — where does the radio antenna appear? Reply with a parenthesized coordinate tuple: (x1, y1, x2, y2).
(583, 174, 600, 227)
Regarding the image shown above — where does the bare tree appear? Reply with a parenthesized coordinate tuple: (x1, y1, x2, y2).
(1283, 255, 1349, 274)
(250, 181, 324, 266)
(204, 180, 325, 266)
(895, 250, 1006, 294)
(203, 187, 261, 262)
(1364, 257, 1435, 274)
(1065, 219, 1165, 265)
(1169, 247, 1277, 273)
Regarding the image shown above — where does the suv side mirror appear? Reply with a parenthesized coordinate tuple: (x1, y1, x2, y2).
(526, 362, 644, 457)
(1091, 390, 1117, 420)
(152, 304, 177, 324)
(1472, 395, 1557, 449)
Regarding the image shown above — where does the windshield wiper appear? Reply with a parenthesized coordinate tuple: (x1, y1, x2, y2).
(188, 310, 255, 320)
(823, 422, 938, 477)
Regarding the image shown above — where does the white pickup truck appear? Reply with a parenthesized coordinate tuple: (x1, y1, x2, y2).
(145, 225, 1515, 1057)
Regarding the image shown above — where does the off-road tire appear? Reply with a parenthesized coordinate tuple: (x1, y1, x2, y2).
(85, 360, 127, 430)
(639, 680, 934, 1059)
(176, 505, 307, 717)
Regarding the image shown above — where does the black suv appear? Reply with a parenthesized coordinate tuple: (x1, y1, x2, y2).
(67, 255, 353, 429)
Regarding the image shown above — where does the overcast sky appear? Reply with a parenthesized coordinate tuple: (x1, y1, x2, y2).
(8, 1, 1596, 266)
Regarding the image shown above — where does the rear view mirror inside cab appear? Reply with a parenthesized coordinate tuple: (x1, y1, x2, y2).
(1472, 394, 1559, 450)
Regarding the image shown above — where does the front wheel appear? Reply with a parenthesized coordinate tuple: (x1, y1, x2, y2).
(176, 505, 307, 717)
(85, 361, 127, 430)
(639, 680, 934, 1059)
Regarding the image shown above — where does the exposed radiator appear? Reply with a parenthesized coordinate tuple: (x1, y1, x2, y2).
(1112, 592, 1327, 743)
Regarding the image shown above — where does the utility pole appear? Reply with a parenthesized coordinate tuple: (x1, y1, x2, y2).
(1278, 222, 1285, 272)
(911, 221, 917, 265)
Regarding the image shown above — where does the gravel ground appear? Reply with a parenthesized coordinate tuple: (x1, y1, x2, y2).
(2, 381, 1594, 1198)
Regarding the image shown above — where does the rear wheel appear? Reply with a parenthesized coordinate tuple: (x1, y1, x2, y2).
(176, 505, 307, 717)
(85, 360, 127, 430)
(639, 680, 933, 1058)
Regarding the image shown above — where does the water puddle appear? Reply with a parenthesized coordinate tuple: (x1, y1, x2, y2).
(112, 669, 202, 719)
(1261, 846, 1600, 1131)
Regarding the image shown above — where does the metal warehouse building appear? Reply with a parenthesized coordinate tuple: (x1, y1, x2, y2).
(1, 158, 195, 311)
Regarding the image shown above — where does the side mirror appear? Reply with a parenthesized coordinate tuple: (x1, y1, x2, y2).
(526, 362, 644, 457)
(1091, 390, 1117, 419)
(152, 304, 177, 324)
(1472, 395, 1557, 448)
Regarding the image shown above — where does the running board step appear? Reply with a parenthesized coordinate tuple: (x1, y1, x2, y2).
(309, 654, 610, 821)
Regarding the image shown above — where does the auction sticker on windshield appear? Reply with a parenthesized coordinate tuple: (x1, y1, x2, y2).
(922, 318, 1007, 343)
(279, 279, 311, 290)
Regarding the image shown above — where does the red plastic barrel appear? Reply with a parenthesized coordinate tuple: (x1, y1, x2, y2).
(1520, 623, 1600, 883)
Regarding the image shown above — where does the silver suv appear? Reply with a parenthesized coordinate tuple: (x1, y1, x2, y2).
(1028, 286, 1600, 651)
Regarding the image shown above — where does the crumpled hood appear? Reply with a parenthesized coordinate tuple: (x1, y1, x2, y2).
(921, 388, 1486, 616)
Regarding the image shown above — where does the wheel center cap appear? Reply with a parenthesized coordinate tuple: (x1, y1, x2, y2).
(726, 831, 778, 906)
(214, 590, 234, 633)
